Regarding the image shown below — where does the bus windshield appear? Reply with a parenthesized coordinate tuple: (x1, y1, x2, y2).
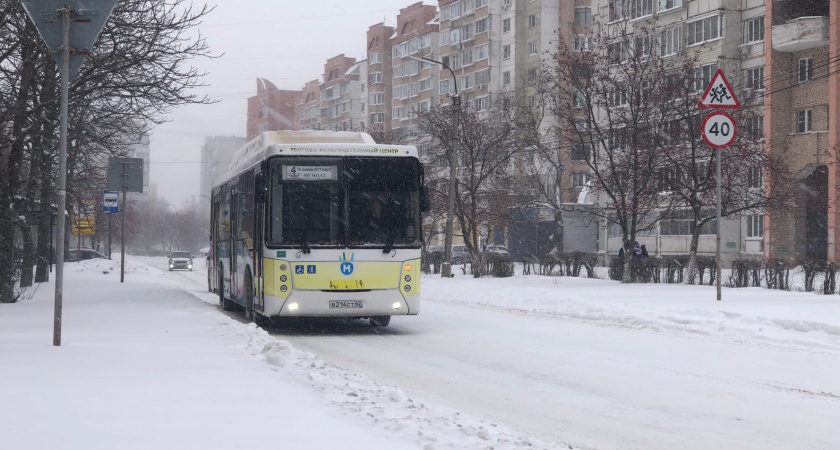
(269, 156, 421, 249)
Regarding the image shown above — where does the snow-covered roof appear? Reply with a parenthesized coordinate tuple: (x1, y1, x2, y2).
(213, 131, 418, 189)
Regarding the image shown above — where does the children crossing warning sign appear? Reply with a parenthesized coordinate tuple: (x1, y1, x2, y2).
(698, 69, 741, 109)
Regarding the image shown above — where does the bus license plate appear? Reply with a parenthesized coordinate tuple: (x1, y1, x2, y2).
(329, 300, 363, 309)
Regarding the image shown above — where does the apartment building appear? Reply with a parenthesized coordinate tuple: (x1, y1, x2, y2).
(199, 136, 247, 203)
(390, 2, 440, 150)
(318, 55, 367, 132)
(366, 23, 395, 137)
(297, 80, 321, 131)
(765, 0, 835, 261)
(246, 78, 299, 141)
(587, 0, 770, 263)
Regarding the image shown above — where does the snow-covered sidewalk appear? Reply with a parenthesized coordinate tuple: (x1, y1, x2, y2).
(0, 259, 563, 450)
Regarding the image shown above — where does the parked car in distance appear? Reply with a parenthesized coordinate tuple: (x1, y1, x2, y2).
(168, 251, 194, 271)
(451, 245, 469, 264)
(67, 248, 107, 262)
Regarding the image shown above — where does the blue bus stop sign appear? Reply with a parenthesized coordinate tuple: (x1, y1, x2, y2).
(103, 190, 119, 214)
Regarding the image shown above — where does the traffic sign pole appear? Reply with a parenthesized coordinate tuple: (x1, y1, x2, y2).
(53, 6, 71, 347)
(716, 147, 722, 301)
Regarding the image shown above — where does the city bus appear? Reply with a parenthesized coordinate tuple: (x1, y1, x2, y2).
(208, 131, 428, 327)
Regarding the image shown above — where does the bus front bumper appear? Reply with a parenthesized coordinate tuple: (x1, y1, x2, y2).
(263, 290, 419, 318)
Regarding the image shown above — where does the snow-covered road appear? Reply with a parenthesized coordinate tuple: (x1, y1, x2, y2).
(157, 257, 840, 450)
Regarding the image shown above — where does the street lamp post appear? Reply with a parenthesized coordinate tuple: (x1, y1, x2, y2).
(409, 55, 459, 279)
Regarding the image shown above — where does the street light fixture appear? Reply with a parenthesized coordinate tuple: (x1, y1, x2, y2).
(409, 55, 460, 279)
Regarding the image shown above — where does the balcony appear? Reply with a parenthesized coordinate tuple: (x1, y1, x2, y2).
(772, 16, 829, 52)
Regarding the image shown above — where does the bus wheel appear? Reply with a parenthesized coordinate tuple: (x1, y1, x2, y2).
(370, 315, 391, 327)
(219, 270, 234, 311)
(207, 265, 212, 292)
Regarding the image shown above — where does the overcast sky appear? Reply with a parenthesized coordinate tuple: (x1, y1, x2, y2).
(149, 0, 420, 207)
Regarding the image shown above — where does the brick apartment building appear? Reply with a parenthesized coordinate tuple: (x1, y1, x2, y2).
(245, 78, 299, 141)
(366, 23, 395, 138)
(318, 54, 367, 131)
(297, 79, 322, 131)
(390, 1, 440, 152)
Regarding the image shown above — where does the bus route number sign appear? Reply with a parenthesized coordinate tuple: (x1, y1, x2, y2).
(283, 165, 337, 181)
(701, 111, 737, 149)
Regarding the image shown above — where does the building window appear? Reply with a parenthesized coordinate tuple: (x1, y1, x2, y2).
(748, 166, 762, 189)
(441, 79, 452, 95)
(475, 68, 491, 86)
(744, 115, 764, 140)
(658, 0, 682, 11)
(503, 44, 511, 59)
(370, 113, 384, 124)
(369, 72, 382, 85)
(744, 66, 764, 91)
(609, 41, 628, 64)
(461, 48, 473, 66)
(503, 71, 511, 86)
(528, 14, 537, 28)
(571, 142, 591, 161)
(474, 44, 489, 61)
(369, 92, 384, 105)
(527, 67, 537, 83)
(742, 16, 764, 44)
(693, 63, 717, 91)
(369, 52, 382, 64)
(529, 95, 537, 108)
(476, 0, 488, 7)
(475, 17, 489, 34)
(420, 77, 432, 91)
(660, 209, 716, 235)
(574, 35, 591, 52)
(574, 7, 592, 24)
(503, 18, 511, 33)
(572, 172, 591, 187)
(473, 96, 490, 111)
(609, 0, 627, 22)
(797, 109, 813, 133)
(461, 74, 472, 90)
(630, 0, 653, 19)
(659, 25, 682, 56)
(528, 41, 538, 55)
(798, 58, 814, 83)
(747, 215, 764, 238)
(687, 15, 722, 46)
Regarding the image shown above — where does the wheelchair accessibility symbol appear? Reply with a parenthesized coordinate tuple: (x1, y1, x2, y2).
(295, 265, 304, 274)
(340, 262, 354, 276)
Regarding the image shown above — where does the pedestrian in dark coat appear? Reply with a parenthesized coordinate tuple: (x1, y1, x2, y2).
(640, 244, 649, 258)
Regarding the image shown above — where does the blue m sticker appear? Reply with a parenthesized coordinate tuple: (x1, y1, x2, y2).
(340, 262, 354, 276)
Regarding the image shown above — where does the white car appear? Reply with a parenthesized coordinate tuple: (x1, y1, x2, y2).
(168, 251, 194, 271)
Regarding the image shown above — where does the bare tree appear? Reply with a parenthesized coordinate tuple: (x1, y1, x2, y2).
(0, 0, 215, 302)
(416, 96, 523, 277)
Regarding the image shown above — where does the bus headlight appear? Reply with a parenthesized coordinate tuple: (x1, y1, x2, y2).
(288, 302, 299, 312)
(392, 302, 401, 310)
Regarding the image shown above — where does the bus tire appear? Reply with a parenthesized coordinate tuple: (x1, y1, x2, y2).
(219, 268, 234, 311)
(370, 315, 391, 327)
(207, 265, 212, 292)
(245, 269, 255, 321)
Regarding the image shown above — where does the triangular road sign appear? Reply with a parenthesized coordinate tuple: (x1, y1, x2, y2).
(698, 69, 741, 109)
(21, 0, 119, 79)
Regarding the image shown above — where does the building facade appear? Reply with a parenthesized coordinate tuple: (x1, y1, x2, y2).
(297, 79, 322, 131)
(318, 54, 367, 131)
(246, 78, 299, 141)
(366, 23, 396, 138)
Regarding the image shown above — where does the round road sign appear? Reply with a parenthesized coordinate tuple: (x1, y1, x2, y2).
(701, 111, 737, 149)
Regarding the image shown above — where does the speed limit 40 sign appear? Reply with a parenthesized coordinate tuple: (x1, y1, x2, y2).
(701, 111, 737, 149)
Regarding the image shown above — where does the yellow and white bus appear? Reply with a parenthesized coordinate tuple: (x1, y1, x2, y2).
(208, 131, 429, 327)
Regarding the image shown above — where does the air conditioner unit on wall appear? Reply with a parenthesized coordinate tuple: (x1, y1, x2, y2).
(737, 45, 750, 56)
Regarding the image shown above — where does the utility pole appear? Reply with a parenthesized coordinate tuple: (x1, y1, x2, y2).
(410, 55, 459, 278)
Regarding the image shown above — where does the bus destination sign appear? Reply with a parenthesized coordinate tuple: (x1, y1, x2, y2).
(283, 165, 337, 181)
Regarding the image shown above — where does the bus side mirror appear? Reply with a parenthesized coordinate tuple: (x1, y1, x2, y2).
(255, 172, 267, 203)
(420, 187, 430, 213)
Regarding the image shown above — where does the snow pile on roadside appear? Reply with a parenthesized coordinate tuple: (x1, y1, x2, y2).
(218, 319, 571, 450)
(423, 273, 840, 352)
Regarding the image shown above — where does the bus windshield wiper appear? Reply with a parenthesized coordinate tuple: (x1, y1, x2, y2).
(299, 236, 311, 254)
(382, 231, 397, 254)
